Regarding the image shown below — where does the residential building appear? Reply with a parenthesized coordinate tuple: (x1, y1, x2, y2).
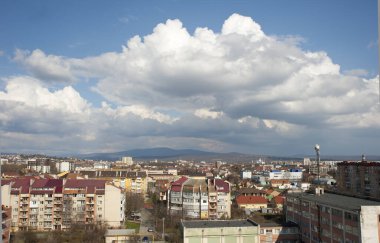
(238, 188, 266, 197)
(168, 177, 231, 219)
(336, 160, 380, 200)
(266, 169, 303, 181)
(104, 229, 137, 243)
(6, 178, 125, 231)
(236, 195, 268, 212)
(56, 161, 75, 173)
(181, 219, 260, 243)
(2, 205, 11, 243)
(270, 179, 291, 189)
(241, 170, 252, 179)
(309, 165, 330, 176)
(27, 159, 50, 173)
(286, 188, 380, 243)
(121, 157, 133, 166)
(79, 170, 148, 194)
(258, 221, 300, 243)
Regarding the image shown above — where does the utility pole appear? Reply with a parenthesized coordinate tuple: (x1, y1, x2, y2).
(162, 217, 165, 241)
(314, 144, 320, 185)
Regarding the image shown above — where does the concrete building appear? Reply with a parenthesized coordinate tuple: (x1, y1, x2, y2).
(336, 160, 380, 200)
(181, 219, 259, 243)
(241, 170, 252, 179)
(27, 159, 50, 173)
(168, 177, 231, 219)
(4, 178, 125, 231)
(55, 161, 75, 173)
(266, 169, 303, 181)
(79, 170, 148, 194)
(285, 188, 380, 243)
(236, 195, 268, 212)
(258, 221, 300, 243)
(2, 205, 11, 243)
(121, 156, 133, 166)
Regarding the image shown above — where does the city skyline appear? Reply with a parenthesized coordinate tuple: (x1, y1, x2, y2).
(0, 1, 378, 156)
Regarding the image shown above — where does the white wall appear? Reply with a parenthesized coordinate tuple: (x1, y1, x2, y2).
(360, 206, 380, 243)
(104, 184, 123, 227)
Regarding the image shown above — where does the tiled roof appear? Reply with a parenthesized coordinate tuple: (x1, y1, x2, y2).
(11, 178, 31, 194)
(273, 196, 285, 205)
(236, 195, 268, 204)
(31, 179, 63, 193)
(171, 176, 188, 186)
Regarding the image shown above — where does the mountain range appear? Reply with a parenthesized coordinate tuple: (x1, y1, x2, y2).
(75, 147, 380, 162)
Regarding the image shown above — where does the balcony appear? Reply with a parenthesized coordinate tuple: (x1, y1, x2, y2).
(20, 207, 28, 212)
(54, 200, 62, 205)
(209, 196, 217, 202)
(86, 201, 94, 205)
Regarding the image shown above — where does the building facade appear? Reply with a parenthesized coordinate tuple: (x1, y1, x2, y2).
(285, 189, 380, 243)
(4, 178, 125, 231)
(336, 161, 380, 200)
(168, 177, 231, 219)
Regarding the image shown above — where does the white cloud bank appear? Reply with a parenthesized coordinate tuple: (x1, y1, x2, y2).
(1, 14, 379, 155)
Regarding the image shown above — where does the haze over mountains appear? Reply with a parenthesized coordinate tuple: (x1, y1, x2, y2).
(75, 147, 380, 162)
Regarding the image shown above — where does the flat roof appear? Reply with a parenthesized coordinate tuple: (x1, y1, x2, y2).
(105, 229, 136, 236)
(288, 192, 380, 211)
(182, 219, 258, 228)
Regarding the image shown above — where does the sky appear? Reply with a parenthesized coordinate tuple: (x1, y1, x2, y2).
(0, 0, 379, 156)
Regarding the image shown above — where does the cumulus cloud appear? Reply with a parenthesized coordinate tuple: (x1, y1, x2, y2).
(2, 13, 380, 155)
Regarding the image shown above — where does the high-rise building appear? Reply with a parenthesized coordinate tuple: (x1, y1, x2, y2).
(336, 160, 380, 200)
(121, 156, 133, 166)
(3, 178, 125, 231)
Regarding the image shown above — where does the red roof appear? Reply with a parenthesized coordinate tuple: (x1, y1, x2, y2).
(170, 176, 188, 192)
(215, 179, 230, 193)
(64, 179, 107, 194)
(11, 178, 31, 194)
(273, 196, 285, 205)
(236, 195, 268, 205)
(171, 176, 188, 186)
(31, 179, 63, 193)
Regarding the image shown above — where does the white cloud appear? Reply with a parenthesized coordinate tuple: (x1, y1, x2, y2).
(3, 14, 380, 155)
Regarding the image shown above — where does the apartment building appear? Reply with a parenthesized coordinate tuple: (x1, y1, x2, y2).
(27, 159, 50, 173)
(168, 177, 231, 219)
(258, 221, 300, 243)
(4, 178, 124, 231)
(266, 169, 303, 181)
(79, 170, 148, 194)
(2, 205, 11, 243)
(336, 160, 380, 200)
(285, 188, 380, 243)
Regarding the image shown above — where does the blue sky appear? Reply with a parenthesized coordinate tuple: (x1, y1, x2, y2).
(0, 0, 378, 156)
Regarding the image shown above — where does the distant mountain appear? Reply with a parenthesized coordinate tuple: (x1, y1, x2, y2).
(75, 148, 380, 162)
(77, 147, 223, 161)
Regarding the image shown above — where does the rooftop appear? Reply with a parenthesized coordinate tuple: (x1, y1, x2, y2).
(288, 192, 380, 211)
(182, 219, 258, 228)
